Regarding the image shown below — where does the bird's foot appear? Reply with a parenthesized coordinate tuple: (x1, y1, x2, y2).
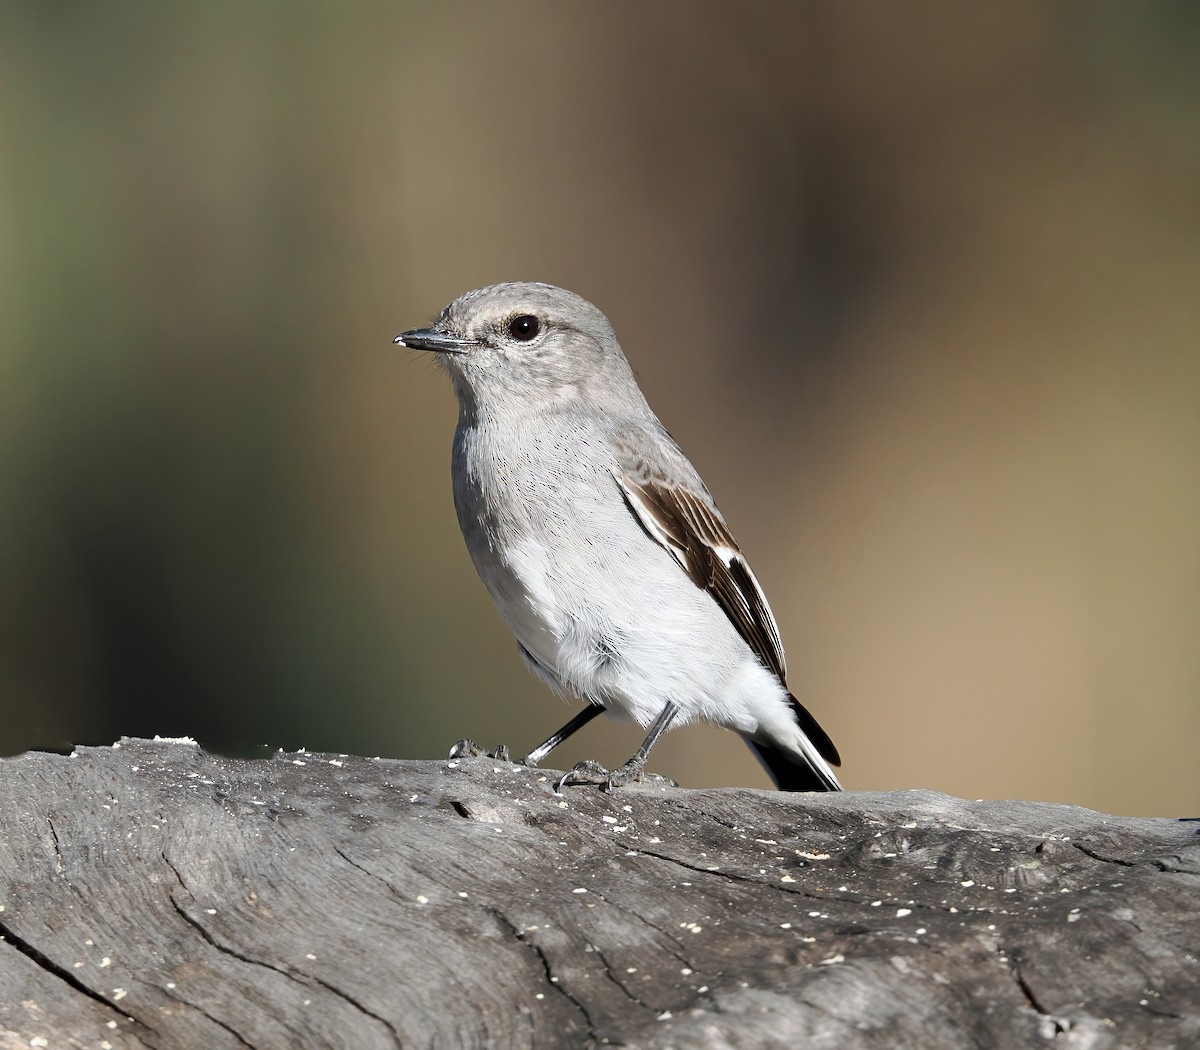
(448, 739, 511, 763)
(555, 757, 677, 793)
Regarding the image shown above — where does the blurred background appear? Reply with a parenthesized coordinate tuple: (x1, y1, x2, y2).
(1, 3, 1196, 817)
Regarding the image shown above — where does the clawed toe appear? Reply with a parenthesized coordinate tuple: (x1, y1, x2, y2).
(603, 759, 646, 789)
(555, 759, 612, 791)
(555, 757, 665, 793)
(448, 739, 512, 762)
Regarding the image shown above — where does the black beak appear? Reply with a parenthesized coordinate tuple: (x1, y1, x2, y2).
(393, 328, 477, 354)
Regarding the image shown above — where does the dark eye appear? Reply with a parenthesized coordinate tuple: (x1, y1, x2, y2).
(508, 314, 540, 341)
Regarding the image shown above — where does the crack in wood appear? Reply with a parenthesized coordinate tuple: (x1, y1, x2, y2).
(1072, 844, 1137, 867)
(0, 918, 156, 1043)
(304, 973, 404, 1048)
(590, 943, 654, 1012)
(332, 846, 407, 900)
(579, 884, 697, 971)
(162, 852, 402, 1048)
(158, 963, 259, 1050)
(999, 945, 1066, 1037)
(484, 904, 598, 1044)
(46, 816, 66, 878)
(614, 839, 869, 909)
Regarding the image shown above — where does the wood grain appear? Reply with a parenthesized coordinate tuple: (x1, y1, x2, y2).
(0, 739, 1196, 1048)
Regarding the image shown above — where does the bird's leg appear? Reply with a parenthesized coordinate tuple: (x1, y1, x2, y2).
(449, 703, 606, 766)
(557, 701, 679, 792)
(523, 704, 606, 766)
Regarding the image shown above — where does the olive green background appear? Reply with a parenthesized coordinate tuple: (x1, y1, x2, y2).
(2, 3, 1197, 816)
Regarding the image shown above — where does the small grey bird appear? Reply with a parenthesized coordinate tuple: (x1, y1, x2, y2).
(395, 283, 842, 792)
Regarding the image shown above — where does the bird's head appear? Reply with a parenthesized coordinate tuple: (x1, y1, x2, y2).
(395, 282, 644, 418)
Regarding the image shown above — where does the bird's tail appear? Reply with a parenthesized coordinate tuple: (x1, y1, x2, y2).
(746, 693, 842, 792)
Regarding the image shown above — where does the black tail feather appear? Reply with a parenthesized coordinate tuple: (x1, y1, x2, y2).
(745, 693, 842, 792)
(747, 738, 842, 792)
(786, 693, 841, 767)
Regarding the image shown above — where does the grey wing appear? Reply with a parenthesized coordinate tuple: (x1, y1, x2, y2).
(611, 432, 787, 684)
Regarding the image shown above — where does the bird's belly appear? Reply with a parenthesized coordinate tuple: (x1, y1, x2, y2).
(481, 532, 751, 727)
(475, 535, 564, 676)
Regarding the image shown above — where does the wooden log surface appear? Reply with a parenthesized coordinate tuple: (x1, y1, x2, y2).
(0, 738, 1196, 1049)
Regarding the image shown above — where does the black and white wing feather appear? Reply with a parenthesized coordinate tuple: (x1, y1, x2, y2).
(615, 474, 788, 683)
(613, 429, 841, 776)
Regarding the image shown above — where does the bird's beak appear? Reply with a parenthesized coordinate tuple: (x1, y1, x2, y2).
(393, 328, 477, 354)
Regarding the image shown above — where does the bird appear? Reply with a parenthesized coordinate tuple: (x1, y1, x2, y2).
(394, 282, 842, 792)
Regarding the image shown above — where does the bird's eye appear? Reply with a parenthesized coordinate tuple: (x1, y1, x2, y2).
(508, 315, 540, 342)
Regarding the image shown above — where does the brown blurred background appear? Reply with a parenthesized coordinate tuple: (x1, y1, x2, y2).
(1, 3, 1196, 817)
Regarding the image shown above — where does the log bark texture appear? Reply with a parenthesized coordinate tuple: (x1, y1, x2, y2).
(0, 738, 1196, 1049)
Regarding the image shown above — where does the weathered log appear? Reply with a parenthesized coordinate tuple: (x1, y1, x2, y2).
(0, 738, 1195, 1049)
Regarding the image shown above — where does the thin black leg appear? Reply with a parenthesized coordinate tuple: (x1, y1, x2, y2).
(525, 704, 606, 766)
(448, 703, 606, 765)
(627, 701, 679, 767)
